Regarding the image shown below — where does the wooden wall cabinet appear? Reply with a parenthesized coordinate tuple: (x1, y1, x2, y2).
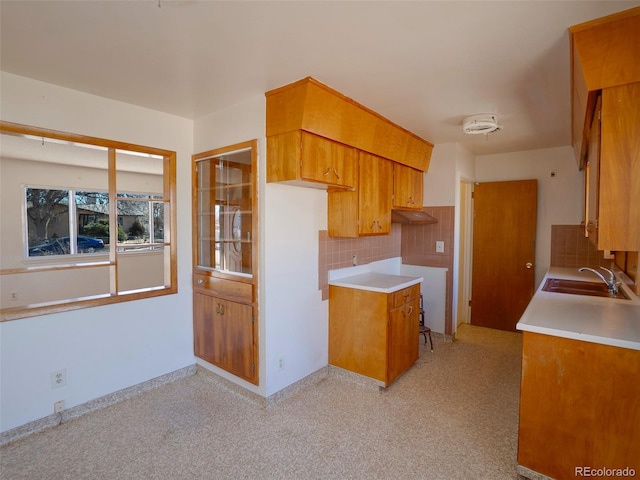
(328, 283, 420, 386)
(328, 152, 393, 237)
(266, 130, 357, 190)
(571, 8, 640, 253)
(393, 163, 423, 210)
(597, 83, 640, 251)
(265, 77, 433, 172)
(192, 140, 259, 385)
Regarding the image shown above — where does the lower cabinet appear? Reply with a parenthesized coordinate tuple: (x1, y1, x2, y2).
(193, 281, 257, 384)
(329, 283, 420, 386)
(518, 332, 640, 478)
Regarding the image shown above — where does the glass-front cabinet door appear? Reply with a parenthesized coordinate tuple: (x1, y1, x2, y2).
(192, 140, 258, 385)
(194, 143, 254, 277)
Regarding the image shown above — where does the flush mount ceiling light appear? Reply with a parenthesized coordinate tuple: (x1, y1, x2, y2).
(462, 114, 502, 135)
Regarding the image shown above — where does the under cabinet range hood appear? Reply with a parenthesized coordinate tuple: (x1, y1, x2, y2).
(391, 209, 438, 224)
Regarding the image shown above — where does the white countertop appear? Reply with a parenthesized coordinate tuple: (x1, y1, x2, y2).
(329, 272, 423, 294)
(516, 267, 640, 351)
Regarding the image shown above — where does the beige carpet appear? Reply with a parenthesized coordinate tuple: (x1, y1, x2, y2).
(0, 324, 523, 480)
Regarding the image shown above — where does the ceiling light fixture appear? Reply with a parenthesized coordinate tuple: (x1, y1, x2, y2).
(462, 114, 501, 135)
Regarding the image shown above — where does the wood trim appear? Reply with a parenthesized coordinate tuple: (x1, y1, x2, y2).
(0, 122, 178, 322)
(0, 120, 174, 157)
(568, 6, 640, 34)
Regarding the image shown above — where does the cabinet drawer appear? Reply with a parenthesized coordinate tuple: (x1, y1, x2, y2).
(193, 274, 253, 304)
(391, 284, 420, 308)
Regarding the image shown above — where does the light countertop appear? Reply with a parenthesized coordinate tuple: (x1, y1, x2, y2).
(516, 267, 640, 351)
(329, 272, 423, 294)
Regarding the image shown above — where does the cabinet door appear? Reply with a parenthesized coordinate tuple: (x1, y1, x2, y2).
(267, 131, 357, 189)
(393, 163, 423, 210)
(193, 292, 216, 363)
(194, 142, 255, 276)
(193, 293, 256, 383)
(358, 152, 393, 235)
(387, 298, 419, 384)
(584, 96, 601, 244)
(299, 132, 357, 188)
(598, 83, 640, 251)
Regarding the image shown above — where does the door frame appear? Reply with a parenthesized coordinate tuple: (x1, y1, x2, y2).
(456, 179, 474, 329)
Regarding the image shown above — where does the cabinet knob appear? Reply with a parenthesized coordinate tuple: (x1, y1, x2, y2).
(197, 279, 204, 284)
(525, 262, 533, 269)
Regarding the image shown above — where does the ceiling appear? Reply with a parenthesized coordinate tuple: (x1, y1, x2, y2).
(1, 0, 638, 156)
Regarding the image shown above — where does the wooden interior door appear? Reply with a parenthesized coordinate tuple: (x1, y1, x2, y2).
(471, 180, 537, 331)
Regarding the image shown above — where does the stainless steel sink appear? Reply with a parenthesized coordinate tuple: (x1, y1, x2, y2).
(542, 278, 630, 300)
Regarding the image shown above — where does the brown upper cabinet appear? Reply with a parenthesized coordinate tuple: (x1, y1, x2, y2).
(266, 77, 433, 173)
(267, 130, 357, 190)
(266, 77, 432, 237)
(328, 152, 393, 237)
(570, 8, 640, 252)
(393, 163, 424, 210)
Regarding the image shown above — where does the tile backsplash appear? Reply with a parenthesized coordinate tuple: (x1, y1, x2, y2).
(318, 206, 455, 332)
(318, 224, 402, 299)
(550, 225, 605, 268)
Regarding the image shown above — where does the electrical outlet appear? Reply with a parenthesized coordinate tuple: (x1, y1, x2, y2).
(436, 241, 445, 253)
(278, 357, 285, 371)
(54, 400, 65, 413)
(9, 291, 18, 301)
(51, 369, 67, 389)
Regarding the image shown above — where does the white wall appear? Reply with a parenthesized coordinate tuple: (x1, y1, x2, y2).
(424, 143, 458, 206)
(263, 184, 328, 396)
(475, 146, 585, 286)
(194, 95, 329, 397)
(0, 73, 195, 433)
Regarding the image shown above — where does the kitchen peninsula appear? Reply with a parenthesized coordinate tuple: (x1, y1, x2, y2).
(516, 267, 640, 480)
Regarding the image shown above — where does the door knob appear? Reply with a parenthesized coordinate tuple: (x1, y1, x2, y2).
(525, 262, 533, 269)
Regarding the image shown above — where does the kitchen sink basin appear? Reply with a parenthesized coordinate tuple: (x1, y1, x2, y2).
(542, 278, 630, 300)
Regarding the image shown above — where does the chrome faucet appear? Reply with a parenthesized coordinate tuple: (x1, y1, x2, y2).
(578, 266, 620, 296)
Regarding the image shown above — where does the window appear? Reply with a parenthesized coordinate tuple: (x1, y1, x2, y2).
(0, 121, 177, 321)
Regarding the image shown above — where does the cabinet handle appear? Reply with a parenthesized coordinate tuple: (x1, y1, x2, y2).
(406, 306, 413, 316)
(219, 304, 225, 315)
(322, 167, 340, 180)
(215, 303, 220, 314)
